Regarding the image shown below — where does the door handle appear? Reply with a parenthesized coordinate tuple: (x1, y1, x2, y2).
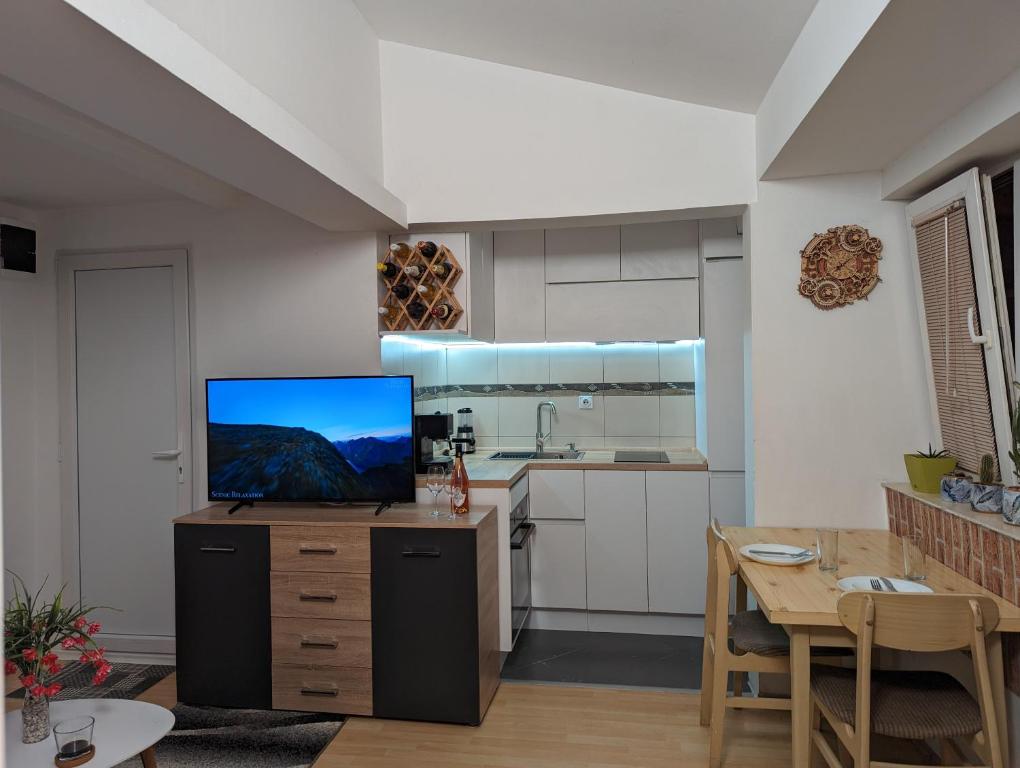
(401, 546, 441, 558)
(298, 591, 338, 602)
(299, 544, 338, 555)
(300, 636, 339, 649)
(152, 449, 182, 459)
(199, 546, 236, 553)
(300, 685, 339, 697)
(967, 306, 991, 348)
(510, 522, 535, 550)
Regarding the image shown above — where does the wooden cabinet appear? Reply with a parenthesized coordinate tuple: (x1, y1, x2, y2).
(702, 257, 745, 470)
(621, 221, 699, 280)
(584, 471, 648, 612)
(544, 225, 621, 283)
(646, 472, 709, 614)
(531, 521, 587, 609)
(493, 229, 546, 342)
(528, 469, 585, 519)
(546, 278, 699, 342)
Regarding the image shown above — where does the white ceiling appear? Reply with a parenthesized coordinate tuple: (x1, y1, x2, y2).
(353, 0, 819, 113)
(0, 114, 182, 211)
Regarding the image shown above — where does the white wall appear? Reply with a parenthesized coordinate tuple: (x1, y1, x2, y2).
(0, 204, 60, 593)
(747, 172, 930, 527)
(0, 198, 384, 587)
(144, 0, 384, 185)
(379, 42, 756, 225)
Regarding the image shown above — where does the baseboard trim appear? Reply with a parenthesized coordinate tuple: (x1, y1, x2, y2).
(526, 609, 705, 636)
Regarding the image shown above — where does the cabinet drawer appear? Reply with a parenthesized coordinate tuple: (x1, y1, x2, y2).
(271, 526, 370, 573)
(271, 572, 371, 620)
(272, 618, 371, 668)
(272, 664, 372, 716)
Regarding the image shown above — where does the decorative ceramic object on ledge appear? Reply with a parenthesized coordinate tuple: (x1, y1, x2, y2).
(972, 482, 1004, 513)
(940, 474, 973, 503)
(1003, 487, 1020, 525)
(903, 445, 956, 494)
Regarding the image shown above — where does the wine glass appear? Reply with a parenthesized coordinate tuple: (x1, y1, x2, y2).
(426, 466, 446, 518)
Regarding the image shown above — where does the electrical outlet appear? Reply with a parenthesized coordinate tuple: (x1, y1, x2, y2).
(578, 394, 594, 410)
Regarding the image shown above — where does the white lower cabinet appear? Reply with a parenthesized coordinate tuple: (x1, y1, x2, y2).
(531, 521, 587, 609)
(584, 471, 648, 612)
(646, 472, 710, 614)
(529, 469, 585, 520)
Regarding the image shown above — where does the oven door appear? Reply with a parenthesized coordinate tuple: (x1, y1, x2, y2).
(509, 520, 534, 646)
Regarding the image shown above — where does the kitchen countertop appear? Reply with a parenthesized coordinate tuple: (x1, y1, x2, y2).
(415, 448, 708, 489)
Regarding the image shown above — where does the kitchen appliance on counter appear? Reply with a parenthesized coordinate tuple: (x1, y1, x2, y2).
(414, 413, 453, 474)
(614, 450, 669, 463)
(453, 407, 476, 454)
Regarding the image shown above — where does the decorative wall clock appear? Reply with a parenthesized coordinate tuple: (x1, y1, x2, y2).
(798, 224, 883, 310)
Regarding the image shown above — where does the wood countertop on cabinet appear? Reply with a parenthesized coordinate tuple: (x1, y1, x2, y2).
(174, 503, 495, 528)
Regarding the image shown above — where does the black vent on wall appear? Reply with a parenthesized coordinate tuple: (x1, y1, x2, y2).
(0, 223, 36, 273)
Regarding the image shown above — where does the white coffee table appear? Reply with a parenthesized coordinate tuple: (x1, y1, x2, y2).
(5, 699, 174, 767)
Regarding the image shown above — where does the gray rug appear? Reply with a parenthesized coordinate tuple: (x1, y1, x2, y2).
(115, 705, 345, 768)
(7, 662, 176, 701)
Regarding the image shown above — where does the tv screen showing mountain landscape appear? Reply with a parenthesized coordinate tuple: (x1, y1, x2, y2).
(206, 376, 414, 503)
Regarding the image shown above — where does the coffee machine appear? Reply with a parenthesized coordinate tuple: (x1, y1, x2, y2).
(453, 407, 476, 454)
(414, 412, 454, 474)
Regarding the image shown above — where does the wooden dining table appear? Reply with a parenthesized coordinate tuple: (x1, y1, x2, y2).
(722, 526, 1020, 768)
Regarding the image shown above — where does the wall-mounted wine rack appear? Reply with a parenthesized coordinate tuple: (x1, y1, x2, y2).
(378, 241, 464, 332)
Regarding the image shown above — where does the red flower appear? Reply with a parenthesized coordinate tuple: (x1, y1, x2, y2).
(21, 648, 37, 662)
(4, 660, 16, 675)
(43, 683, 62, 697)
(29, 684, 45, 698)
(60, 637, 77, 650)
(73, 617, 87, 630)
(42, 653, 58, 666)
(91, 662, 112, 686)
(46, 660, 61, 675)
(87, 622, 102, 636)
(19, 674, 36, 688)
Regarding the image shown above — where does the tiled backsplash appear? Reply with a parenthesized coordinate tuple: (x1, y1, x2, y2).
(381, 339, 698, 449)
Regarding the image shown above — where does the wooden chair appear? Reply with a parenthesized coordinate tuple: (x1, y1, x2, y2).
(810, 592, 1004, 768)
(700, 519, 795, 767)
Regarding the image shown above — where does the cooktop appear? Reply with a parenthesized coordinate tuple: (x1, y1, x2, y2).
(614, 450, 669, 464)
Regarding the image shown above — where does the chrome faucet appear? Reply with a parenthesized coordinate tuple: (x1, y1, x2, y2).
(536, 401, 557, 455)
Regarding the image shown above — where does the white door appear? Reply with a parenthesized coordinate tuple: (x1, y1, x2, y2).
(59, 250, 190, 654)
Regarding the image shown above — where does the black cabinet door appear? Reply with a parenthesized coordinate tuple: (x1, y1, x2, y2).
(371, 528, 480, 724)
(174, 524, 271, 708)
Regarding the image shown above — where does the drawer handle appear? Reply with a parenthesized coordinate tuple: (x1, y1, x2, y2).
(300, 635, 339, 649)
(298, 544, 337, 555)
(300, 684, 339, 697)
(298, 591, 338, 602)
(199, 546, 236, 553)
(402, 546, 441, 558)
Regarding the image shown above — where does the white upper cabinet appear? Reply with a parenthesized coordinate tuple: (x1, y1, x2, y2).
(546, 278, 699, 342)
(493, 230, 546, 343)
(700, 217, 742, 260)
(621, 221, 699, 280)
(544, 226, 621, 283)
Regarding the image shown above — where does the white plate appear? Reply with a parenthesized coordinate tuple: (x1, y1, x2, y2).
(739, 543, 815, 566)
(837, 576, 933, 594)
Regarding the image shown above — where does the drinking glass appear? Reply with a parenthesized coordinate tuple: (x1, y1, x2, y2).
(902, 529, 926, 581)
(426, 466, 446, 517)
(53, 716, 95, 759)
(816, 528, 839, 572)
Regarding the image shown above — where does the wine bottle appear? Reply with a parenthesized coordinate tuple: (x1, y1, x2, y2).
(431, 261, 454, 278)
(406, 300, 427, 320)
(391, 283, 412, 300)
(377, 305, 399, 323)
(390, 242, 411, 259)
(403, 264, 425, 279)
(416, 283, 436, 301)
(430, 302, 452, 319)
(376, 261, 399, 279)
(417, 240, 438, 259)
(450, 443, 470, 515)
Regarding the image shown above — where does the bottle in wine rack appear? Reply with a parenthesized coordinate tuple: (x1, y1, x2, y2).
(431, 261, 454, 279)
(417, 240, 438, 259)
(390, 242, 412, 259)
(376, 261, 399, 279)
(403, 263, 425, 279)
(406, 300, 427, 320)
(430, 302, 453, 320)
(391, 283, 412, 300)
(378, 305, 399, 323)
(416, 283, 437, 301)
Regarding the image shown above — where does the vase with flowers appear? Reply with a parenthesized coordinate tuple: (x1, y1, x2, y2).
(4, 575, 112, 744)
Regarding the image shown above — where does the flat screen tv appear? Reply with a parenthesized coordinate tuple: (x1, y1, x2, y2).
(205, 375, 415, 504)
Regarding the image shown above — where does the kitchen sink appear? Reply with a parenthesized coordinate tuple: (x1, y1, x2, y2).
(489, 450, 585, 460)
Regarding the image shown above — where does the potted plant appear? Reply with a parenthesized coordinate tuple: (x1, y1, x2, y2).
(4, 576, 112, 743)
(904, 444, 957, 494)
(971, 453, 1004, 512)
(1004, 390, 1020, 524)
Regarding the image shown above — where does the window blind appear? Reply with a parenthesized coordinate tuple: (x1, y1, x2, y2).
(912, 202, 999, 477)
